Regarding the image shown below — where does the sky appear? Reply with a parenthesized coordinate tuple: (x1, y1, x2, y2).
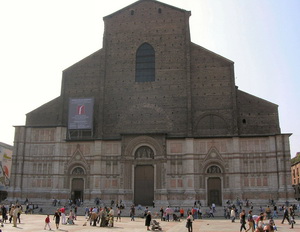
(0, 0, 299, 157)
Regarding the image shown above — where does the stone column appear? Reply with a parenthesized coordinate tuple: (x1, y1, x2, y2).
(183, 139, 196, 206)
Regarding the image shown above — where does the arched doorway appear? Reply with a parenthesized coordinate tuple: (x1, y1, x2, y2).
(134, 165, 154, 206)
(70, 167, 85, 202)
(207, 165, 222, 206)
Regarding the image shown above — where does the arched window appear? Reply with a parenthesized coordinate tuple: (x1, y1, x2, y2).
(135, 43, 155, 82)
(207, 165, 222, 173)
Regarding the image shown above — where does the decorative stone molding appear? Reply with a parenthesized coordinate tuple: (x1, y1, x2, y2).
(202, 147, 227, 173)
(123, 135, 165, 158)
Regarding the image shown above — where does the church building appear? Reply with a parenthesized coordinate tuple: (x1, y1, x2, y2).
(9, 0, 294, 206)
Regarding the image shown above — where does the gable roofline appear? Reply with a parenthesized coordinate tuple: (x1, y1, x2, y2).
(63, 49, 102, 73)
(0, 142, 13, 150)
(103, 0, 190, 20)
(237, 89, 279, 107)
(26, 96, 61, 116)
(191, 42, 234, 64)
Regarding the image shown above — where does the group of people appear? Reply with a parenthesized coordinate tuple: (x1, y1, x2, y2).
(239, 210, 280, 232)
(1, 204, 22, 227)
(52, 198, 82, 207)
(48, 205, 77, 230)
(153, 202, 298, 232)
(235, 205, 297, 232)
(1, 199, 299, 232)
(85, 206, 117, 227)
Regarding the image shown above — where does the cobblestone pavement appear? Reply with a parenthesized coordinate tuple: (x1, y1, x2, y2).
(1, 214, 298, 232)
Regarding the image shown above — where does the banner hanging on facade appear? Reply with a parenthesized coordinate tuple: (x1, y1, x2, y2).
(0, 146, 12, 187)
(68, 98, 94, 129)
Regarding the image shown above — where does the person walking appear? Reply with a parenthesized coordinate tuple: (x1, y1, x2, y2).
(90, 211, 98, 226)
(60, 206, 66, 225)
(100, 207, 107, 227)
(108, 207, 114, 227)
(44, 215, 52, 230)
(12, 205, 20, 227)
(9, 205, 14, 223)
(165, 206, 171, 221)
(130, 205, 135, 221)
(240, 210, 247, 232)
(289, 206, 295, 229)
(272, 205, 278, 218)
(1, 205, 7, 223)
(256, 215, 264, 232)
(17, 205, 22, 223)
(186, 211, 193, 232)
(145, 211, 152, 231)
(160, 207, 164, 220)
(74, 206, 77, 220)
(212, 203, 216, 212)
(231, 207, 236, 222)
(281, 206, 290, 224)
(245, 210, 254, 232)
(53, 209, 61, 230)
(265, 206, 271, 219)
(116, 207, 121, 222)
(68, 209, 75, 224)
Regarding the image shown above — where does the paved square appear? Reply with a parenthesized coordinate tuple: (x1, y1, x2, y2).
(1, 214, 298, 232)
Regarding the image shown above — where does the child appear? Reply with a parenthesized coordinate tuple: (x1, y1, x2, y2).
(68, 210, 75, 225)
(44, 215, 52, 230)
(108, 216, 114, 227)
(116, 207, 121, 222)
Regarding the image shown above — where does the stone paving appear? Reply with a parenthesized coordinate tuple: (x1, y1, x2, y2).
(1, 214, 298, 232)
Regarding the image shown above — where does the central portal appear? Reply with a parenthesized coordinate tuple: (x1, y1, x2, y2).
(134, 165, 154, 206)
(71, 178, 84, 202)
(207, 177, 222, 206)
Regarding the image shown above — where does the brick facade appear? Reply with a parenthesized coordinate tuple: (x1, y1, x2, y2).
(9, 0, 294, 206)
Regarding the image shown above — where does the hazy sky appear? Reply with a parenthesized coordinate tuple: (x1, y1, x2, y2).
(1, 0, 299, 157)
